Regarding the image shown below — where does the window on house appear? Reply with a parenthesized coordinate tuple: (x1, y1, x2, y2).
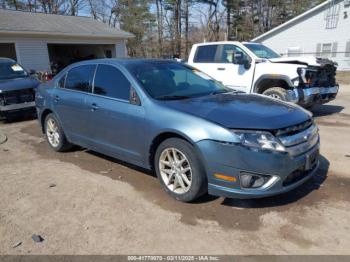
(331, 42, 338, 57)
(345, 41, 350, 58)
(321, 43, 332, 58)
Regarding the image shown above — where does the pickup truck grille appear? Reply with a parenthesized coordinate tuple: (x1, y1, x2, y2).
(275, 120, 319, 156)
(304, 64, 336, 87)
(0, 88, 35, 106)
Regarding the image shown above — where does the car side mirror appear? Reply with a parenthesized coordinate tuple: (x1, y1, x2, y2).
(243, 59, 251, 70)
(29, 69, 36, 75)
(130, 87, 141, 106)
(234, 51, 244, 62)
(233, 52, 251, 70)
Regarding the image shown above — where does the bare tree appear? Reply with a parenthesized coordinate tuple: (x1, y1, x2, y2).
(156, 0, 164, 57)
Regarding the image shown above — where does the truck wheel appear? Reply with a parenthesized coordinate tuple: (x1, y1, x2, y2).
(263, 87, 288, 101)
(44, 113, 72, 152)
(154, 138, 207, 202)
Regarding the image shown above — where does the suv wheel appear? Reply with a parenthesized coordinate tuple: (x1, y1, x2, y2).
(155, 138, 207, 202)
(263, 87, 288, 101)
(45, 113, 72, 152)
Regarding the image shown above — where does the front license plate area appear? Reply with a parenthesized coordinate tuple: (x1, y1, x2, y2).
(305, 149, 319, 170)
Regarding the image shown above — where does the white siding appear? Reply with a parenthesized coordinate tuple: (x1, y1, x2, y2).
(116, 40, 127, 58)
(257, 0, 350, 71)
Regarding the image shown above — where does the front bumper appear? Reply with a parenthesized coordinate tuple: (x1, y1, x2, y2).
(296, 86, 339, 106)
(196, 140, 320, 199)
(0, 101, 36, 112)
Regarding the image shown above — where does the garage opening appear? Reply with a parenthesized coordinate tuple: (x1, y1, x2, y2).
(0, 43, 17, 60)
(47, 44, 116, 74)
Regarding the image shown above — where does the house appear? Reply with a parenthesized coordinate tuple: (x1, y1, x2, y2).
(0, 9, 133, 72)
(252, 0, 350, 71)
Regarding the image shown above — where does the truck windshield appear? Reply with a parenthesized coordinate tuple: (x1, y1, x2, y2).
(244, 43, 281, 59)
(0, 62, 28, 80)
(126, 61, 229, 100)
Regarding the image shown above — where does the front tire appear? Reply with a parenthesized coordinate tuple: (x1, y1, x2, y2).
(263, 87, 288, 101)
(154, 138, 207, 202)
(44, 113, 72, 152)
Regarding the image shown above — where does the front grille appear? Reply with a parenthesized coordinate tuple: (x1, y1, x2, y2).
(275, 120, 319, 156)
(283, 168, 309, 187)
(274, 119, 313, 136)
(1, 88, 35, 105)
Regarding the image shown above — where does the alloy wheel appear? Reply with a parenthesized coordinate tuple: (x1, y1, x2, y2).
(269, 93, 281, 99)
(46, 118, 60, 148)
(159, 148, 192, 194)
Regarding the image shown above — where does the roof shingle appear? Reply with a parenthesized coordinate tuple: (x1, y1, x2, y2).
(0, 8, 133, 39)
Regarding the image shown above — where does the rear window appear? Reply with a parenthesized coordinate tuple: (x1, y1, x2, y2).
(65, 65, 96, 93)
(193, 45, 218, 63)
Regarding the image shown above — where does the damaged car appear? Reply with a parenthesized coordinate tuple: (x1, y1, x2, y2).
(188, 41, 338, 108)
(36, 59, 320, 202)
(0, 58, 40, 120)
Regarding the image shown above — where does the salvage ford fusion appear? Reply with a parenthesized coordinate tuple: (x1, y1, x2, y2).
(35, 59, 320, 202)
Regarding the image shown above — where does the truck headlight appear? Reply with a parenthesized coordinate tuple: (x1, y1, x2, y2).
(233, 131, 285, 152)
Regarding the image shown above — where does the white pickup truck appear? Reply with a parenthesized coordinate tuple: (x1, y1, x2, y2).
(187, 41, 339, 107)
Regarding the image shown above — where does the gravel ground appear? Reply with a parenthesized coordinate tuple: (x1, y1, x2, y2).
(0, 85, 349, 255)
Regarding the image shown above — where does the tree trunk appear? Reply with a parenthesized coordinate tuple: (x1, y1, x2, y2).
(174, 0, 181, 57)
(184, 0, 189, 57)
(156, 0, 164, 57)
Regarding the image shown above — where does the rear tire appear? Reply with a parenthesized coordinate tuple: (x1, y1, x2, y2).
(154, 138, 207, 202)
(44, 113, 72, 152)
(263, 87, 288, 101)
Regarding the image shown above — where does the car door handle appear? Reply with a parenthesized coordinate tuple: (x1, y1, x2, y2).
(217, 67, 226, 71)
(54, 95, 60, 102)
(91, 103, 99, 111)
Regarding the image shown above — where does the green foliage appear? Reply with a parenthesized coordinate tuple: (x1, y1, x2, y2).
(114, 0, 155, 57)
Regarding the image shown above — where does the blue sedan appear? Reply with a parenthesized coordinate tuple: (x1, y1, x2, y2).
(35, 59, 320, 202)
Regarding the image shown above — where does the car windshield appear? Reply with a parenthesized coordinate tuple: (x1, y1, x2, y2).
(126, 61, 229, 100)
(244, 43, 281, 59)
(0, 62, 28, 80)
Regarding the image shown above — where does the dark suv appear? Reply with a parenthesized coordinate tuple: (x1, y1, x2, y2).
(0, 58, 40, 119)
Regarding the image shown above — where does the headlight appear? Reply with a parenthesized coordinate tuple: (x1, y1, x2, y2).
(233, 131, 285, 152)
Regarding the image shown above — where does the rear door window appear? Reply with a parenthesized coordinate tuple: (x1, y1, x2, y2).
(57, 73, 66, 88)
(193, 45, 219, 63)
(93, 64, 131, 101)
(65, 65, 96, 93)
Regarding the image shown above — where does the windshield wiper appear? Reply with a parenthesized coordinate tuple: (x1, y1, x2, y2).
(209, 90, 230, 95)
(156, 95, 192, 100)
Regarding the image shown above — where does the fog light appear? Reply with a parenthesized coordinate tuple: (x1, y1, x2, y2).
(240, 172, 271, 189)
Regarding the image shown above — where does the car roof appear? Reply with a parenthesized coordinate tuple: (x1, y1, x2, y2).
(67, 58, 180, 68)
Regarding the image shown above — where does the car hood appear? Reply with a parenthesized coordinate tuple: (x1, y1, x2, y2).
(0, 77, 40, 93)
(161, 93, 311, 130)
(269, 56, 337, 67)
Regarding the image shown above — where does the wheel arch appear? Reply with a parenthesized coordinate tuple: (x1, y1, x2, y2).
(40, 108, 53, 133)
(254, 75, 293, 94)
(148, 131, 194, 171)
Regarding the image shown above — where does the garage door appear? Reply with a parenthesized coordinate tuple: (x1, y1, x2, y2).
(0, 43, 17, 60)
